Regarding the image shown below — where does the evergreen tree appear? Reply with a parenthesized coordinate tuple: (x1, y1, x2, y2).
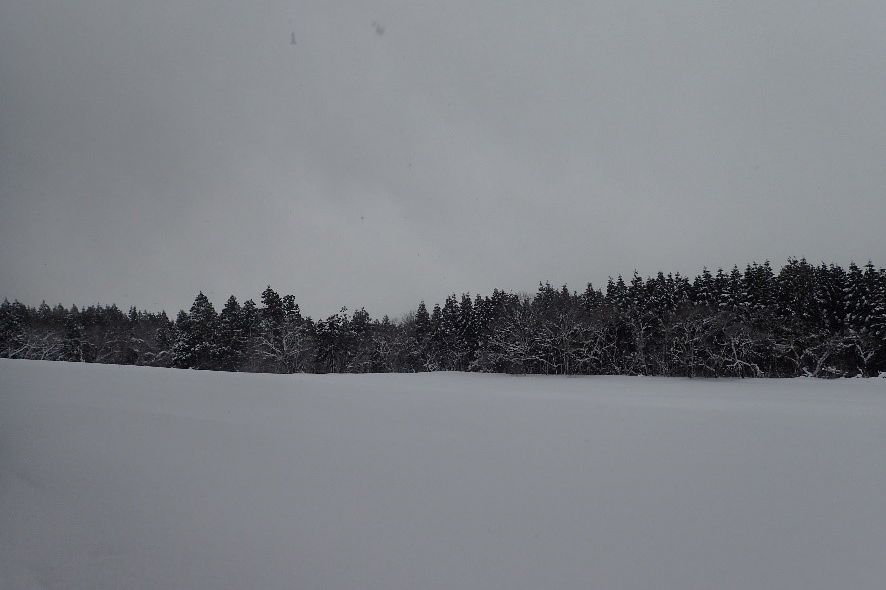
(63, 308, 84, 362)
(606, 275, 628, 307)
(37, 301, 52, 323)
(151, 311, 175, 367)
(582, 283, 604, 312)
(414, 301, 431, 342)
(457, 293, 477, 369)
(713, 268, 729, 309)
(814, 264, 846, 333)
(726, 266, 744, 310)
(844, 262, 866, 332)
(257, 286, 285, 371)
(692, 267, 715, 305)
(216, 295, 245, 371)
(744, 262, 775, 317)
(282, 294, 299, 321)
(173, 292, 217, 370)
(1, 299, 27, 358)
(428, 303, 443, 369)
(240, 299, 259, 370)
(261, 286, 284, 327)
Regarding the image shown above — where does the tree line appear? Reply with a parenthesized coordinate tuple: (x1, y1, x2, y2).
(2, 259, 885, 377)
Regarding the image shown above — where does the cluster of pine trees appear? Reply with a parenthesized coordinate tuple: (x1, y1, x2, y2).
(3, 259, 885, 377)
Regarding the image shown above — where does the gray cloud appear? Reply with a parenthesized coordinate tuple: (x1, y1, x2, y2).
(2, 0, 885, 318)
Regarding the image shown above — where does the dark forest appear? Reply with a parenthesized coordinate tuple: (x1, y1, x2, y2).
(3, 259, 885, 377)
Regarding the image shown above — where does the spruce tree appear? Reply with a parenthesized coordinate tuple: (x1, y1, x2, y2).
(216, 295, 244, 371)
(63, 308, 84, 362)
(172, 292, 217, 370)
(152, 311, 175, 366)
(282, 294, 299, 320)
(0, 299, 25, 358)
(692, 267, 715, 306)
(261, 286, 284, 327)
(844, 262, 866, 332)
(414, 301, 430, 342)
(428, 303, 444, 369)
(457, 293, 476, 369)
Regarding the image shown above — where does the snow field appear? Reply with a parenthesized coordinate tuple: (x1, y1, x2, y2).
(1, 359, 885, 589)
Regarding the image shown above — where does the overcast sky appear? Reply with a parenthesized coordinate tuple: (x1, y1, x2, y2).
(2, 1, 885, 318)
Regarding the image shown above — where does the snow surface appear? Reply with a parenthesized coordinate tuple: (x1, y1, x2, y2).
(1, 359, 885, 590)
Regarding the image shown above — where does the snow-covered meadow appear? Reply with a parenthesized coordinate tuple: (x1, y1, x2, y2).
(1, 359, 885, 589)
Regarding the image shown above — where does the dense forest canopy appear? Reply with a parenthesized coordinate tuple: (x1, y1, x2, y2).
(3, 259, 885, 377)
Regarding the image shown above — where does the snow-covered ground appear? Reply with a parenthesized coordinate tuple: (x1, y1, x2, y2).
(1, 360, 885, 590)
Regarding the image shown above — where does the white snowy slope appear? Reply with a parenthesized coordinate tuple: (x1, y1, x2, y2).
(1, 360, 885, 590)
